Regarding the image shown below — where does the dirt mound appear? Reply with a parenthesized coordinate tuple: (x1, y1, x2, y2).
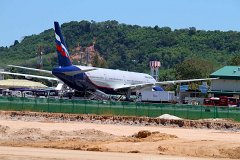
(122, 130, 178, 142)
(157, 114, 182, 120)
(142, 131, 177, 142)
(86, 146, 103, 151)
(0, 125, 10, 135)
(128, 150, 140, 153)
(11, 128, 42, 136)
(133, 130, 151, 138)
(9, 128, 45, 141)
(219, 146, 240, 159)
(29, 139, 108, 151)
(1, 111, 240, 131)
(70, 129, 116, 141)
(158, 145, 168, 152)
(50, 130, 68, 137)
(0, 124, 118, 144)
(0, 125, 118, 150)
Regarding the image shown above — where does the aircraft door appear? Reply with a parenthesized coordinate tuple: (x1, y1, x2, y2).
(103, 73, 107, 80)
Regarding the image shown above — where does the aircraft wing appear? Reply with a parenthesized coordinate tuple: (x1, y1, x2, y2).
(0, 71, 59, 81)
(114, 83, 154, 91)
(155, 78, 219, 85)
(8, 64, 97, 76)
(114, 78, 219, 90)
(8, 65, 52, 74)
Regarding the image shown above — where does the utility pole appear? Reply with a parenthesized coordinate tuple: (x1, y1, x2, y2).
(36, 46, 44, 69)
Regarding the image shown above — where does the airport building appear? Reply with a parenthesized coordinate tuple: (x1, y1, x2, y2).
(209, 66, 240, 98)
(0, 79, 47, 89)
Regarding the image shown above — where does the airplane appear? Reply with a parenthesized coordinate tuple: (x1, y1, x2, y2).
(0, 21, 218, 100)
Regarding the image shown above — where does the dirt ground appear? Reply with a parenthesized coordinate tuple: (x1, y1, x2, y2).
(0, 115, 240, 159)
(0, 146, 232, 160)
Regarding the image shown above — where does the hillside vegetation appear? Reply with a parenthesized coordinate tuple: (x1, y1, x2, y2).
(1, 20, 240, 80)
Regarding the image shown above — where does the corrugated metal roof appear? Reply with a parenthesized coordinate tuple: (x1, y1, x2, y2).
(208, 90, 240, 94)
(210, 66, 240, 80)
(0, 79, 47, 89)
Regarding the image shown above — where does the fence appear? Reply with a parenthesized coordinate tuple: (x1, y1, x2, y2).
(0, 96, 239, 121)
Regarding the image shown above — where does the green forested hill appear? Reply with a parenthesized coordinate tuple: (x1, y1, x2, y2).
(1, 20, 240, 80)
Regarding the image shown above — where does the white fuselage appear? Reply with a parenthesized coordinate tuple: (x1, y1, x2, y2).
(77, 65, 156, 90)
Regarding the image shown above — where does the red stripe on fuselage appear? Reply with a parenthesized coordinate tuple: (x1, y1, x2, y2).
(56, 44, 68, 57)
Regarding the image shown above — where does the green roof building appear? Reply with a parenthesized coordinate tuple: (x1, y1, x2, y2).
(209, 66, 240, 97)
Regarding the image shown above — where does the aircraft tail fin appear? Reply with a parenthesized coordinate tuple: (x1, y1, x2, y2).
(54, 21, 72, 67)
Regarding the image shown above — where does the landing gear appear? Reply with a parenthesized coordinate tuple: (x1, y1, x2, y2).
(125, 89, 131, 101)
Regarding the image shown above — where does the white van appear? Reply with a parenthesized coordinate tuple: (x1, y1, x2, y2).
(22, 91, 34, 98)
(2, 90, 12, 96)
(11, 91, 22, 97)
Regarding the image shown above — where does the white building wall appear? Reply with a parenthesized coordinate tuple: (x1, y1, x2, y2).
(211, 79, 240, 91)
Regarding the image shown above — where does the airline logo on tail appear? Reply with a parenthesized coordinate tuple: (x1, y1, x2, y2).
(54, 21, 72, 67)
(55, 33, 69, 58)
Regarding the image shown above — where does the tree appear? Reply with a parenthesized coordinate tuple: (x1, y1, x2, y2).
(13, 40, 19, 46)
(175, 58, 215, 79)
(188, 27, 196, 36)
(92, 53, 100, 67)
(100, 59, 107, 68)
(159, 69, 176, 81)
(228, 55, 240, 66)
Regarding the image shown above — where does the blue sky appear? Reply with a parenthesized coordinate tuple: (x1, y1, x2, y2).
(1, 0, 240, 47)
